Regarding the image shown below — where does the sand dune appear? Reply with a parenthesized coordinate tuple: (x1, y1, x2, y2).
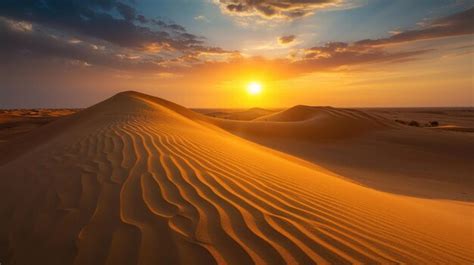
(203, 107, 275, 121)
(215, 105, 397, 140)
(0, 91, 473, 264)
(212, 105, 474, 201)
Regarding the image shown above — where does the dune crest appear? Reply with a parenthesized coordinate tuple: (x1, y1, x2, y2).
(213, 105, 397, 141)
(206, 107, 275, 121)
(0, 92, 473, 265)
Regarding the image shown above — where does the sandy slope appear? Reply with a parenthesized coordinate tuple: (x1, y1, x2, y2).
(0, 92, 473, 265)
(213, 105, 474, 201)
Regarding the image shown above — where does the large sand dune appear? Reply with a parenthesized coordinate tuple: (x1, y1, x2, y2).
(0, 92, 473, 264)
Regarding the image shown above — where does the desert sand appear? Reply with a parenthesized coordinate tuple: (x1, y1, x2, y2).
(0, 109, 79, 143)
(211, 106, 474, 201)
(201, 108, 276, 121)
(0, 91, 473, 264)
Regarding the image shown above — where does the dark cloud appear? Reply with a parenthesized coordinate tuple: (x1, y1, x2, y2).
(136, 15, 148, 24)
(0, 0, 238, 73)
(356, 7, 474, 46)
(0, 0, 205, 51)
(278, 35, 296, 44)
(150, 19, 186, 32)
(0, 17, 167, 72)
(216, 0, 340, 20)
(115, 1, 136, 21)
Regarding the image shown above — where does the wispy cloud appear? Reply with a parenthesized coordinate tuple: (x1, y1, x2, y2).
(194, 15, 210, 23)
(356, 7, 474, 46)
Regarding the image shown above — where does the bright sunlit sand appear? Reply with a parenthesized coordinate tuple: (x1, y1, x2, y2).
(1, 1, 473, 265)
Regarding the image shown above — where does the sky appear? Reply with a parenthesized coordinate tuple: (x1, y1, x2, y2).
(0, 0, 473, 108)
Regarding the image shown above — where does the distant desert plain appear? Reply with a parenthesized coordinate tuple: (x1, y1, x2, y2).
(0, 91, 473, 264)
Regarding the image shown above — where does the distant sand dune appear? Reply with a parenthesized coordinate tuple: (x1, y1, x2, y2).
(215, 105, 398, 141)
(211, 104, 474, 201)
(0, 92, 473, 264)
(206, 107, 275, 121)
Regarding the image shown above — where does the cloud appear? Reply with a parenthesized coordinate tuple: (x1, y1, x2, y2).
(214, 0, 342, 20)
(0, 17, 166, 72)
(115, 1, 137, 21)
(0, 0, 238, 73)
(278, 35, 296, 45)
(0, 0, 208, 52)
(194, 15, 210, 23)
(191, 8, 474, 78)
(281, 7, 474, 75)
(0, 2, 472, 81)
(356, 7, 474, 46)
(187, 42, 429, 82)
(296, 42, 427, 74)
(0, 14, 237, 74)
(239, 8, 474, 77)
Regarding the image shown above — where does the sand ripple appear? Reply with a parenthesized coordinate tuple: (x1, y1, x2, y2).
(0, 92, 472, 264)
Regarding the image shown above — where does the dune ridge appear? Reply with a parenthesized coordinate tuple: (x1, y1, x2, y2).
(205, 107, 275, 121)
(0, 91, 473, 265)
(212, 105, 400, 142)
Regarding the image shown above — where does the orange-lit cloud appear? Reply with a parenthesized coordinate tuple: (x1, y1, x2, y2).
(143, 42, 173, 53)
(0, 1, 473, 108)
(214, 0, 342, 20)
(1, 3, 471, 78)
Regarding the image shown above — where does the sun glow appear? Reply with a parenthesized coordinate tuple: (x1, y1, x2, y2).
(247, 82, 262, 95)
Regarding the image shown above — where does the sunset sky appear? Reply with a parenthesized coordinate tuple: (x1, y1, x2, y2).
(0, 0, 473, 108)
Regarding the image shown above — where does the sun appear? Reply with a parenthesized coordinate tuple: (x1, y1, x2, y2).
(247, 82, 262, 95)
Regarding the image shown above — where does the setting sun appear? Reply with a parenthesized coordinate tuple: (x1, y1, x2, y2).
(247, 82, 262, 95)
